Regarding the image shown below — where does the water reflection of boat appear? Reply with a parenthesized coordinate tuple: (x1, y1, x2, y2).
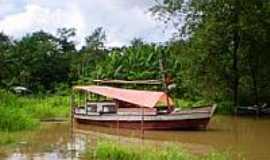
(72, 85, 216, 130)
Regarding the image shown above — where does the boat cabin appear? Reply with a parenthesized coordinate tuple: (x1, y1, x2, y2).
(72, 85, 174, 116)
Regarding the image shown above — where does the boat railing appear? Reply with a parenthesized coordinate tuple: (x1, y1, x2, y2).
(117, 107, 157, 116)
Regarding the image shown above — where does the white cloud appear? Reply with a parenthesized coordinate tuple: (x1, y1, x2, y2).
(0, 2, 85, 46)
(0, 0, 175, 48)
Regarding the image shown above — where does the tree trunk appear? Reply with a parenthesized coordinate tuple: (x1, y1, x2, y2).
(250, 63, 259, 105)
(253, 73, 258, 105)
(233, 33, 240, 108)
(232, 0, 240, 110)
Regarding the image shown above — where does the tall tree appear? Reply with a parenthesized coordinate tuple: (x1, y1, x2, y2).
(0, 32, 13, 87)
(130, 38, 144, 47)
(56, 28, 76, 53)
(71, 27, 107, 84)
(85, 27, 106, 51)
(151, 0, 270, 106)
(9, 31, 72, 91)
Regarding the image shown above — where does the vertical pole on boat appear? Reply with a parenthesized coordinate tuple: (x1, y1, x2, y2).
(78, 91, 81, 108)
(70, 93, 74, 130)
(140, 106, 144, 139)
(116, 102, 120, 142)
(70, 92, 75, 159)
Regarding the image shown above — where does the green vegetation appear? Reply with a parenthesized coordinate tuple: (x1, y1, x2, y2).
(0, 1, 268, 158)
(151, 0, 270, 108)
(174, 99, 210, 108)
(0, 131, 29, 146)
(0, 0, 269, 117)
(0, 90, 69, 132)
(0, 132, 17, 145)
(0, 107, 39, 131)
(83, 140, 233, 160)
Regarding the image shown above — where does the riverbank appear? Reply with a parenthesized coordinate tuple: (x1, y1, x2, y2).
(82, 140, 232, 160)
(0, 90, 69, 132)
(1, 116, 270, 160)
(0, 122, 233, 160)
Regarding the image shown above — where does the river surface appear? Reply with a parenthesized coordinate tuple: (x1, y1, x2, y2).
(0, 115, 270, 160)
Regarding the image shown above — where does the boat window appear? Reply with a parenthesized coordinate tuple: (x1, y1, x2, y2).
(86, 103, 97, 112)
(102, 104, 117, 113)
(157, 107, 169, 114)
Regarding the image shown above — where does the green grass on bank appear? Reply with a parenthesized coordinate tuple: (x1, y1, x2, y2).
(174, 99, 210, 108)
(0, 131, 29, 146)
(0, 132, 17, 146)
(0, 90, 69, 132)
(0, 88, 233, 132)
(83, 140, 233, 160)
(174, 98, 234, 114)
(0, 107, 39, 131)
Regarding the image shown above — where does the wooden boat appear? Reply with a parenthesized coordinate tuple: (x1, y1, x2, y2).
(72, 85, 216, 130)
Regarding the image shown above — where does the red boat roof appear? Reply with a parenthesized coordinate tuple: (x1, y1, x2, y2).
(73, 85, 173, 108)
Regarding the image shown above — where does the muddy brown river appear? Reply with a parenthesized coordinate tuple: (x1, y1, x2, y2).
(0, 115, 270, 160)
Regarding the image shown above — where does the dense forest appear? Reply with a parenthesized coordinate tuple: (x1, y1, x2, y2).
(1, 0, 270, 113)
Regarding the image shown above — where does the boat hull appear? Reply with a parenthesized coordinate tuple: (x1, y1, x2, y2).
(73, 105, 216, 130)
(75, 117, 210, 130)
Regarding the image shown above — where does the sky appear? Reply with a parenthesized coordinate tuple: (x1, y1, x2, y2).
(0, 0, 175, 48)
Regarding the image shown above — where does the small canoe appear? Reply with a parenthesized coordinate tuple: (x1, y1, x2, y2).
(236, 104, 270, 116)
